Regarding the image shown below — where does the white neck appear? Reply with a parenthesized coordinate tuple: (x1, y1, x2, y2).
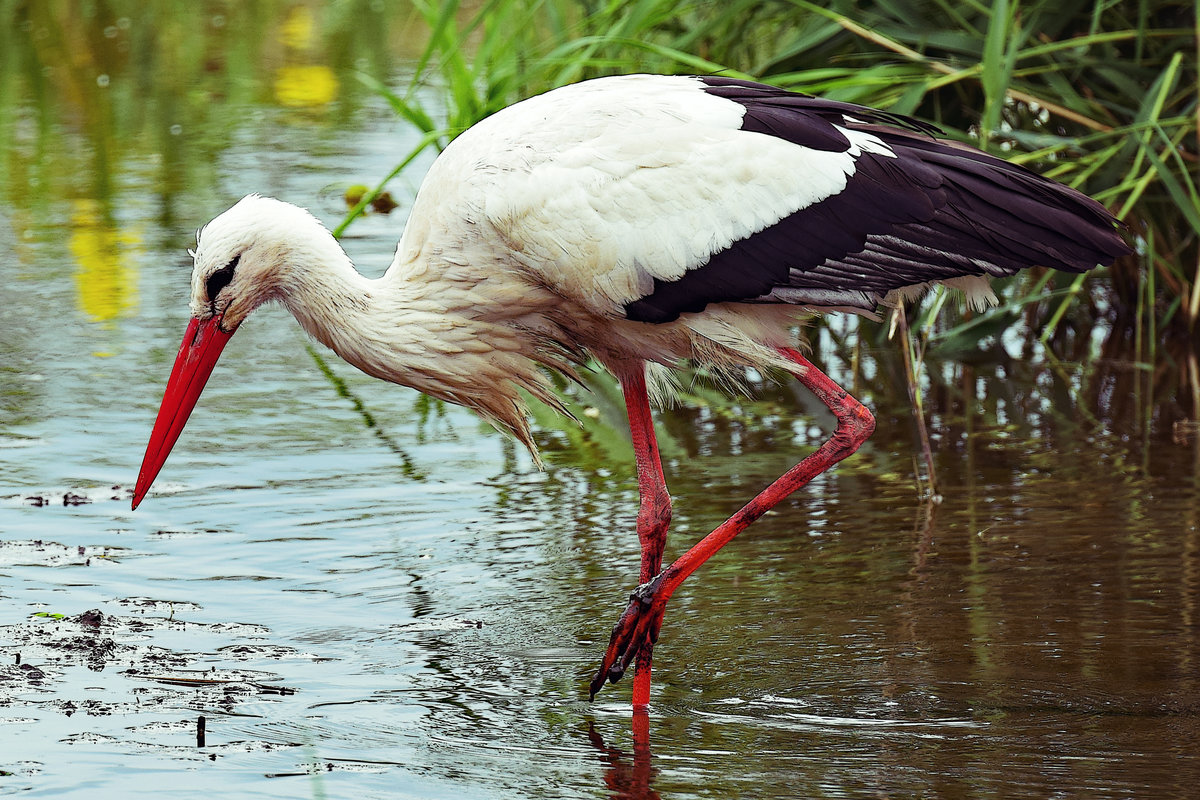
(261, 210, 567, 455)
(275, 229, 480, 397)
(277, 234, 378, 359)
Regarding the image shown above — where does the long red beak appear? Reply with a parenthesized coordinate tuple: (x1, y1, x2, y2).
(132, 315, 235, 509)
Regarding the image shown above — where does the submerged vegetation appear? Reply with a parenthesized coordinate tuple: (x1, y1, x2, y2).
(347, 0, 1197, 465)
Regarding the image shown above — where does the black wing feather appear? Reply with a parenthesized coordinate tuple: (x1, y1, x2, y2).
(623, 77, 1128, 324)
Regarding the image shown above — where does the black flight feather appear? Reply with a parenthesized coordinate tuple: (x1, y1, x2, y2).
(623, 77, 1129, 324)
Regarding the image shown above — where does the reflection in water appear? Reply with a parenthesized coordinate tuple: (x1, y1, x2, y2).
(275, 64, 340, 108)
(279, 3, 320, 51)
(586, 713, 659, 800)
(274, 6, 340, 109)
(69, 198, 140, 328)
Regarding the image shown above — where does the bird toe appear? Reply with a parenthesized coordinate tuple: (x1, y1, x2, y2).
(588, 577, 668, 700)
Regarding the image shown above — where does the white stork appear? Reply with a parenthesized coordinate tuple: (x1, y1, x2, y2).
(132, 74, 1129, 708)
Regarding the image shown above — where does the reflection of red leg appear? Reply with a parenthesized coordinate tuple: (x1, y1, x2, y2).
(631, 707, 654, 789)
(631, 706, 651, 748)
(590, 348, 875, 702)
(616, 364, 672, 708)
(585, 713, 659, 800)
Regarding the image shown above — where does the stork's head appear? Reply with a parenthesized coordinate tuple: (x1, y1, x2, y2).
(189, 194, 328, 331)
(132, 194, 331, 510)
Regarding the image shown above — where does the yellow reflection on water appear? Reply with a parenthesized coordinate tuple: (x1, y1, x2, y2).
(274, 6, 339, 109)
(70, 199, 140, 343)
(274, 65, 339, 108)
(280, 4, 317, 50)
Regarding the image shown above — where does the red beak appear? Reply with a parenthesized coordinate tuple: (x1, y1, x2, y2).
(132, 316, 235, 509)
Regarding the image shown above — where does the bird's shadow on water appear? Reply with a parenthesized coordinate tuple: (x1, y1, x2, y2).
(584, 711, 660, 800)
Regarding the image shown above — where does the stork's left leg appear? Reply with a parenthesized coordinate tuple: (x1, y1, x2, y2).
(589, 347, 874, 702)
(615, 363, 673, 708)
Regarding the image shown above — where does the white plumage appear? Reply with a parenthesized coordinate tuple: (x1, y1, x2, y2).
(425, 75, 886, 314)
(135, 74, 1129, 708)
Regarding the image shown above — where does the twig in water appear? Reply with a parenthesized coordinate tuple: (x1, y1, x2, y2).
(893, 307, 941, 501)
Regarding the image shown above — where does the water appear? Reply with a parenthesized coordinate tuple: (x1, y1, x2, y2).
(2, 6, 1199, 798)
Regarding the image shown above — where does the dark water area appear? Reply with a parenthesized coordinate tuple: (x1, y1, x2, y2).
(2, 5, 1198, 798)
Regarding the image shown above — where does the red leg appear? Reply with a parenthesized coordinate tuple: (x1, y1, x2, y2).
(614, 363, 672, 707)
(589, 348, 874, 700)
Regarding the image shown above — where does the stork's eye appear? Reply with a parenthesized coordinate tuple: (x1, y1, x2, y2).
(206, 254, 240, 300)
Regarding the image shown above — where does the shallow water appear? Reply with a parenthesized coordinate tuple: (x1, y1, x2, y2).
(2, 7, 1199, 798)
